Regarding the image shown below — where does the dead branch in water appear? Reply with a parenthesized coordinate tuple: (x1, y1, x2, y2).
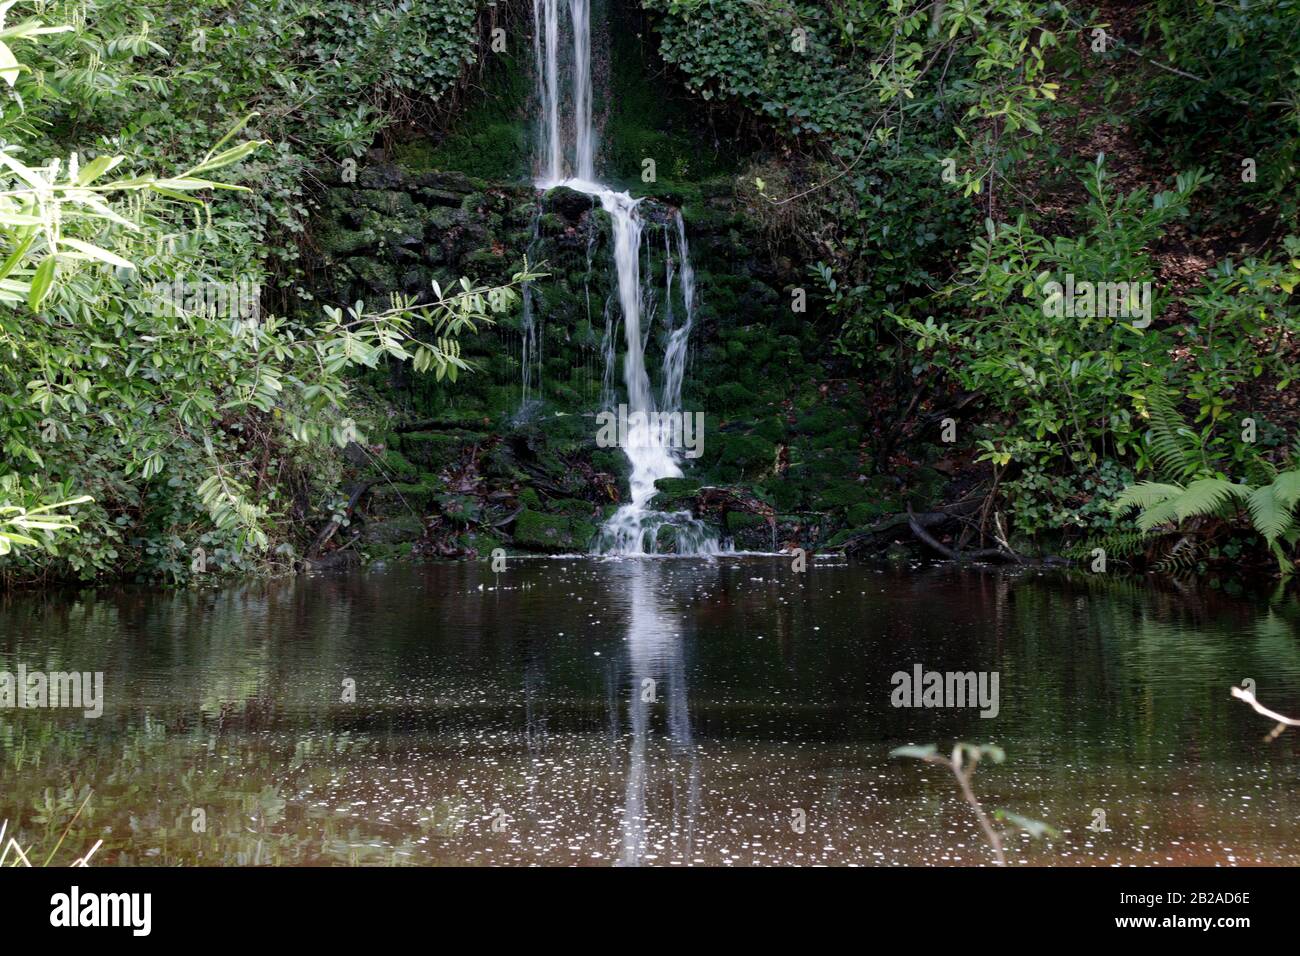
(1231, 686, 1300, 742)
(907, 505, 1021, 563)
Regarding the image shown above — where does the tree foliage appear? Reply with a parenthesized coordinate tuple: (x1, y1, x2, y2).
(0, 1, 530, 585)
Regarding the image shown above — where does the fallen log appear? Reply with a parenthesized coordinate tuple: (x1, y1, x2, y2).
(906, 505, 1020, 563)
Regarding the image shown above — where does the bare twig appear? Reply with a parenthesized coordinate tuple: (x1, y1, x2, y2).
(915, 746, 1006, 866)
(1231, 686, 1300, 742)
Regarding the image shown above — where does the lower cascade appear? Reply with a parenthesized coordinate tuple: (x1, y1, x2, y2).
(532, 0, 718, 556)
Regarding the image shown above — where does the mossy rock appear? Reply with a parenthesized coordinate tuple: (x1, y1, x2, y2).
(824, 529, 858, 549)
(905, 466, 947, 504)
(437, 494, 482, 525)
(426, 204, 468, 232)
(710, 381, 754, 413)
(365, 479, 444, 517)
(591, 450, 624, 475)
(461, 531, 505, 556)
(551, 498, 599, 519)
(715, 433, 777, 475)
(359, 515, 426, 545)
(813, 427, 860, 451)
(462, 247, 513, 281)
(726, 511, 774, 550)
(316, 224, 377, 257)
(482, 443, 526, 480)
(812, 479, 873, 511)
(377, 449, 419, 481)
(512, 508, 596, 553)
(653, 477, 700, 511)
(538, 212, 570, 237)
(725, 511, 768, 532)
(847, 501, 894, 526)
(399, 430, 487, 468)
(355, 189, 421, 218)
(794, 404, 852, 436)
(543, 186, 595, 222)
(752, 417, 787, 444)
(761, 478, 808, 512)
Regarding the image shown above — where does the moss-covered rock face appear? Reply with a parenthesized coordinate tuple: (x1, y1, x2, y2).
(299, 5, 952, 563)
(305, 149, 917, 559)
(512, 508, 598, 552)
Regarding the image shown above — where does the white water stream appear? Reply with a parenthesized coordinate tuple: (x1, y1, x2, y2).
(532, 0, 717, 555)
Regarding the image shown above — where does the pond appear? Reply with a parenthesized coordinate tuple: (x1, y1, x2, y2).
(1, 559, 1298, 866)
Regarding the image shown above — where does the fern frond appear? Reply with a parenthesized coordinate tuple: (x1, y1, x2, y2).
(1172, 478, 1249, 522)
(1065, 530, 1153, 560)
(1270, 541, 1295, 577)
(1153, 536, 1204, 573)
(1246, 484, 1293, 544)
(1144, 385, 1206, 481)
(1243, 454, 1279, 488)
(1272, 469, 1300, 510)
(1112, 481, 1183, 514)
(1136, 497, 1183, 531)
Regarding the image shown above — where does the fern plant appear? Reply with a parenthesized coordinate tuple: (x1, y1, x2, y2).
(1114, 388, 1300, 574)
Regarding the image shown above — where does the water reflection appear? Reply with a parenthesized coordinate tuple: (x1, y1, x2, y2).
(0, 561, 1298, 866)
(615, 560, 699, 865)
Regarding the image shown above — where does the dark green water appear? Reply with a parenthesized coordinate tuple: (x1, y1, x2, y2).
(1, 559, 1298, 866)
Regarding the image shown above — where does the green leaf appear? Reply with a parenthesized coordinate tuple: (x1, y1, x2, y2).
(27, 254, 55, 310)
(890, 744, 938, 760)
(994, 809, 1060, 839)
(59, 237, 135, 270)
(0, 39, 19, 87)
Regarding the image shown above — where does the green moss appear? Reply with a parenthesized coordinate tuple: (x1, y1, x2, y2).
(761, 479, 807, 512)
(653, 477, 700, 511)
(512, 509, 596, 553)
(437, 494, 482, 525)
(400, 49, 531, 181)
(716, 433, 776, 472)
(814, 479, 872, 511)
(378, 449, 419, 480)
(538, 212, 569, 236)
(711, 381, 754, 413)
(795, 404, 849, 436)
(604, 14, 745, 192)
(847, 501, 891, 526)
(552, 498, 598, 518)
(725, 511, 767, 532)
(824, 529, 857, 548)
(400, 430, 488, 468)
(752, 417, 787, 444)
(366, 482, 440, 517)
(463, 531, 504, 556)
(360, 515, 426, 545)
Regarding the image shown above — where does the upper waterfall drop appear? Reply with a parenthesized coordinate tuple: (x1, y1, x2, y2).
(530, 0, 718, 556)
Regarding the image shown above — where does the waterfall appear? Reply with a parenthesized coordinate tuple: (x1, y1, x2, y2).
(532, 0, 717, 555)
(518, 217, 544, 415)
(661, 214, 694, 412)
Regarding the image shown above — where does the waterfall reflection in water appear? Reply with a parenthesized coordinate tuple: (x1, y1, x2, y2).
(2, 561, 1300, 865)
(617, 560, 700, 865)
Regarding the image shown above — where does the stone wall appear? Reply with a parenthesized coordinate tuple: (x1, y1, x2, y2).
(306, 151, 931, 563)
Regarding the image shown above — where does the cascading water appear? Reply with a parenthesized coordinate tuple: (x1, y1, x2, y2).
(532, 0, 717, 555)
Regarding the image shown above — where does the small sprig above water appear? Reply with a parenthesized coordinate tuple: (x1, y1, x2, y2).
(891, 743, 1058, 866)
